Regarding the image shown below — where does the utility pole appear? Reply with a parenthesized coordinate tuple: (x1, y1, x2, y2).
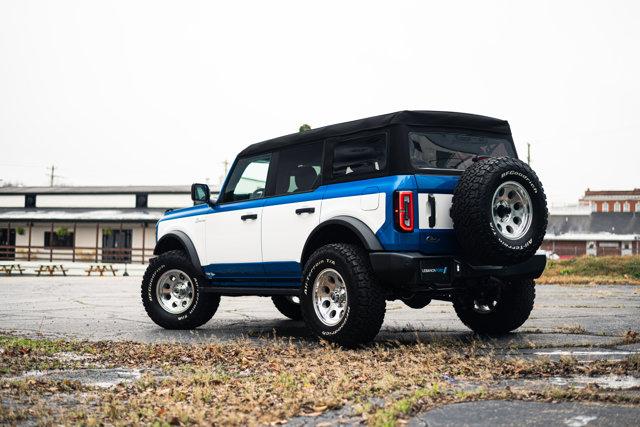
(527, 143, 531, 165)
(46, 165, 62, 186)
(218, 160, 230, 188)
(48, 165, 56, 186)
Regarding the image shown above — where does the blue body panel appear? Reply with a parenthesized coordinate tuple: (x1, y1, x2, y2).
(158, 173, 461, 285)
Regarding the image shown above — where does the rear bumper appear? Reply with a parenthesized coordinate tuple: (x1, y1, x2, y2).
(369, 252, 546, 287)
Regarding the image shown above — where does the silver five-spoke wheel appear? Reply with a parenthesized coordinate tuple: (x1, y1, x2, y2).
(156, 269, 195, 315)
(491, 181, 532, 240)
(312, 268, 348, 326)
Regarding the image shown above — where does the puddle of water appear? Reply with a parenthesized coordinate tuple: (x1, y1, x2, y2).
(549, 375, 640, 390)
(532, 349, 637, 361)
(54, 351, 96, 362)
(13, 368, 154, 388)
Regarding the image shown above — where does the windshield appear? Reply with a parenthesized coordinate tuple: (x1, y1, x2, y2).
(409, 131, 516, 171)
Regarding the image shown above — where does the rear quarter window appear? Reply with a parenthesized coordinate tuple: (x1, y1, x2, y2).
(332, 134, 387, 179)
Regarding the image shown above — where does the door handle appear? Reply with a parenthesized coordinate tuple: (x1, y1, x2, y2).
(241, 213, 258, 221)
(295, 207, 315, 215)
(428, 194, 436, 228)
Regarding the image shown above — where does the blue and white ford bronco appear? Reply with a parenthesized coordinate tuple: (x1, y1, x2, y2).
(143, 111, 548, 347)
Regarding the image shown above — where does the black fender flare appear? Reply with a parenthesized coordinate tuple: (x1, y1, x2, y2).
(301, 216, 383, 264)
(153, 231, 202, 271)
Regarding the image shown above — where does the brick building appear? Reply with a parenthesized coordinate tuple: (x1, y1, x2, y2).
(543, 200, 640, 258)
(579, 188, 640, 213)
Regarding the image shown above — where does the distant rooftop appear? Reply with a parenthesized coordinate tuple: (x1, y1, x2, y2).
(582, 188, 640, 197)
(0, 185, 209, 195)
(0, 208, 166, 222)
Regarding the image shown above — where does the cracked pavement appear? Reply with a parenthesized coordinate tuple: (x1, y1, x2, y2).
(1, 277, 638, 350)
(1, 277, 639, 426)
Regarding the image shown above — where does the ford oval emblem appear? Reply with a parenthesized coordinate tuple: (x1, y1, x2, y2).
(425, 235, 440, 243)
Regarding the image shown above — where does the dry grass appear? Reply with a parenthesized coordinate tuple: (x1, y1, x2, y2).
(1, 335, 639, 426)
(538, 255, 640, 285)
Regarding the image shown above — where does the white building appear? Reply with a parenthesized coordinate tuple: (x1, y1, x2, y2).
(0, 186, 212, 264)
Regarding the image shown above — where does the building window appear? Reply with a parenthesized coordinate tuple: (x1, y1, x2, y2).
(636, 202, 640, 213)
(623, 202, 631, 212)
(44, 231, 74, 248)
(602, 202, 609, 212)
(614, 202, 621, 212)
(135, 194, 148, 208)
(25, 194, 36, 208)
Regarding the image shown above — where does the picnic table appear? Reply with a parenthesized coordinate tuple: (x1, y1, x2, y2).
(35, 264, 68, 276)
(85, 264, 119, 276)
(0, 264, 25, 276)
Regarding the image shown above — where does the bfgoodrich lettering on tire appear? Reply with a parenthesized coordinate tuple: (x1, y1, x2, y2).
(451, 157, 548, 265)
(300, 243, 386, 347)
(141, 250, 220, 329)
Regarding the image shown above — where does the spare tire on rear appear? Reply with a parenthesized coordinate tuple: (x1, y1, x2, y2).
(450, 157, 548, 266)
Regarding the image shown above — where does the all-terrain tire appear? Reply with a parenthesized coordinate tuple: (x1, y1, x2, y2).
(300, 243, 386, 347)
(450, 157, 548, 265)
(141, 250, 220, 329)
(272, 296, 302, 321)
(453, 279, 535, 335)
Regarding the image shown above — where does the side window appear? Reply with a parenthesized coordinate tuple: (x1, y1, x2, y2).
(274, 142, 323, 196)
(222, 154, 271, 203)
(332, 134, 387, 178)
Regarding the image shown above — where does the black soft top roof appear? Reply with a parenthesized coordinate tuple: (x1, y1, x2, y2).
(239, 110, 511, 157)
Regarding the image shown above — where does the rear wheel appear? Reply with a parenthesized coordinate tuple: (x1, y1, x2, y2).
(142, 250, 220, 329)
(300, 243, 386, 347)
(272, 295, 302, 320)
(453, 278, 535, 335)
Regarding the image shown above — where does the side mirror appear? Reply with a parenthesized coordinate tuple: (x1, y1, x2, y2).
(191, 183, 211, 205)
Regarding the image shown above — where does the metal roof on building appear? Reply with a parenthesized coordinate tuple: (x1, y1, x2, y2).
(0, 185, 200, 195)
(544, 232, 638, 241)
(547, 212, 640, 236)
(0, 208, 167, 222)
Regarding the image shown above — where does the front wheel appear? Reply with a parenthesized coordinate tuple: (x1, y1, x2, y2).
(453, 278, 535, 335)
(300, 243, 386, 347)
(142, 250, 220, 329)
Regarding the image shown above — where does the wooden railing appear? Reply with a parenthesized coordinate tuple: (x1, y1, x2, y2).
(0, 245, 154, 264)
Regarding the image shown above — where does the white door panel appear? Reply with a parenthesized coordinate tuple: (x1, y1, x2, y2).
(417, 193, 453, 230)
(262, 199, 322, 263)
(320, 193, 386, 234)
(205, 207, 263, 265)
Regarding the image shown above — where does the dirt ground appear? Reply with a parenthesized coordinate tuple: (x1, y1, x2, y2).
(0, 277, 639, 426)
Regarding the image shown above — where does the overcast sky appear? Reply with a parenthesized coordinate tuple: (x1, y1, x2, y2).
(1, 0, 639, 205)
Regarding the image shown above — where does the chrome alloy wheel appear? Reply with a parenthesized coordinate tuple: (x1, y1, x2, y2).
(312, 268, 348, 326)
(473, 299, 498, 314)
(156, 269, 195, 315)
(491, 181, 533, 240)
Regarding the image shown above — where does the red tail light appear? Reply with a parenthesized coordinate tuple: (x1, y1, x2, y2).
(394, 191, 414, 232)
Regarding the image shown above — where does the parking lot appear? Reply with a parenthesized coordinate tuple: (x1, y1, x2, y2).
(1, 277, 638, 348)
(1, 277, 639, 425)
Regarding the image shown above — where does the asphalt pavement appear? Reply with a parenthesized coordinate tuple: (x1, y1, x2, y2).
(1, 277, 639, 426)
(0, 277, 638, 350)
